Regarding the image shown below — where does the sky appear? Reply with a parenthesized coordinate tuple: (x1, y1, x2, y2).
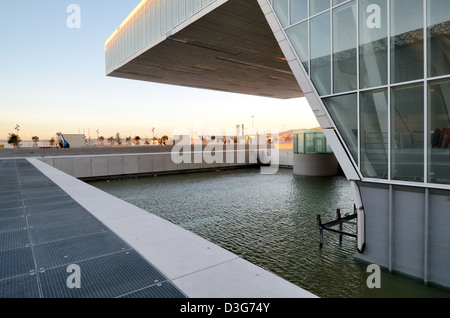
(0, 0, 318, 141)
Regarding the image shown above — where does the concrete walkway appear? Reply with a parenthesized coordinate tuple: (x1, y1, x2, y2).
(0, 157, 316, 298)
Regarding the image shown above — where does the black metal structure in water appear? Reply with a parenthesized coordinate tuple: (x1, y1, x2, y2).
(317, 206, 358, 248)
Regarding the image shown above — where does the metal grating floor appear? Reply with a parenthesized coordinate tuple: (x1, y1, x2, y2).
(0, 159, 187, 298)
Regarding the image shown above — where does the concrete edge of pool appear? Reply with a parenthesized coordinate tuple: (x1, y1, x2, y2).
(27, 157, 317, 298)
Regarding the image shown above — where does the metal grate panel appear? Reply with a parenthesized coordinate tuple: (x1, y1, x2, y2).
(23, 195, 73, 207)
(0, 216, 27, 233)
(25, 200, 83, 215)
(0, 273, 40, 298)
(0, 228, 30, 252)
(33, 231, 132, 269)
(0, 200, 24, 210)
(0, 159, 187, 298)
(39, 250, 174, 298)
(27, 207, 94, 227)
(0, 246, 35, 280)
(30, 218, 107, 244)
(119, 282, 187, 298)
(0, 207, 25, 220)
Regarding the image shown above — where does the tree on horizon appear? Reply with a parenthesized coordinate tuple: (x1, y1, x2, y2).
(32, 136, 39, 147)
(7, 133, 21, 149)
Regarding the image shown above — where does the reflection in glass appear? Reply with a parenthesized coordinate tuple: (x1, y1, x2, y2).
(323, 93, 358, 162)
(333, 1, 357, 93)
(294, 131, 305, 153)
(273, 0, 289, 27)
(294, 130, 332, 153)
(311, 12, 331, 95)
(428, 79, 450, 184)
(286, 21, 309, 73)
(310, 0, 331, 16)
(390, 0, 424, 84)
(359, 0, 388, 88)
(291, 0, 308, 24)
(391, 84, 424, 182)
(333, 0, 347, 5)
(427, 0, 450, 77)
(360, 89, 388, 179)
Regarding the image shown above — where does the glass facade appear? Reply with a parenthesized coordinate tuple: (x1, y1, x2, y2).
(428, 78, 450, 184)
(268, 0, 450, 187)
(294, 130, 333, 154)
(323, 93, 358, 161)
(360, 88, 388, 178)
(310, 11, 331, 95)
(390, 0, 424, 84)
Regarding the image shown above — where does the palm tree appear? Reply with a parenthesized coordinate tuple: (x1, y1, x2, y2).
(97, 136, 105, 146)
(7, 133, 21, 149)
(134, 136, 141, 145)
(161, 135, 169, 145)
(108, 136, 115, 146)
(32, 136, 39, 147)
(49, 137, 55, 147)
(114, 132, 122, 145)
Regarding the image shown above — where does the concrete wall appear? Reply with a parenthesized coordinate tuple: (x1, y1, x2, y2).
(355, 182, 450, 288)
(38, 151, 259, 179)
(39, 149, 294, 180)
(293, 153, 338, 176)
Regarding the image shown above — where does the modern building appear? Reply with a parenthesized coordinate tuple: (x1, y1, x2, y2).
(105, 0, 449, 288)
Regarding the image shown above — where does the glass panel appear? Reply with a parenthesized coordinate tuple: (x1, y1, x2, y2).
(428, 79, 450, 184)
(391, 83, 424, 182)
(333, 0, 347, 5)
(310, 12, 331, 95)
(179, 0, 186, 22)
(315, 132, 327, 153)
(186, 0, 193, 16)
(310, 0, 330, 16)
(322, 93, 358, 162)
(194, 0, 202, 12)
(290, 0, 308, 24)
(427, 0, 450, 77)
(360, 89, 388, 179)
(273, 0, 289, 27)
(359, 0, 388, 88)
(333, 1, 357, 93)
(172, 0, 179, 27)
(286, 21, 309, 73)
(305, 132, 315, 153)
(294, 131, 305, 153)
(390, 0, 424, 84)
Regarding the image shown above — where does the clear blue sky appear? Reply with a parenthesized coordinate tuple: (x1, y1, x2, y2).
(0, 0, 318, 141)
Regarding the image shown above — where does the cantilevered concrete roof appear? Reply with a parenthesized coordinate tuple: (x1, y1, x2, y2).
(107, 0, 303, 99)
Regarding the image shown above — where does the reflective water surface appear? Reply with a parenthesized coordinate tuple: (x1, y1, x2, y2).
(90, 168, 450, 298)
